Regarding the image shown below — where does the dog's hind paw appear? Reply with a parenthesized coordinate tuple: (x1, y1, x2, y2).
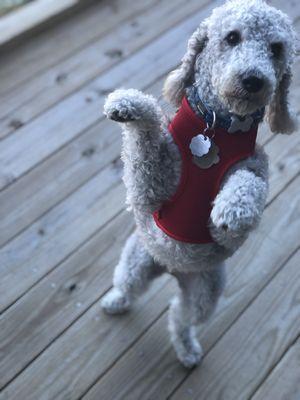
(101, 287, 131, 315)
(175, 335, 203, 369)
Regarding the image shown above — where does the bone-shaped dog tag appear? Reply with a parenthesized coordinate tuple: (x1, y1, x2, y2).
(228, 115, 253, 133)
(190, 134, 211, 157)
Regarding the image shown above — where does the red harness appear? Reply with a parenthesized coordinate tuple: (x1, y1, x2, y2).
(153, 96, 258, 244)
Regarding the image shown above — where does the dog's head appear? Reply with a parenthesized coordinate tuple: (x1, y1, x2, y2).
(164, 0, 298, 133)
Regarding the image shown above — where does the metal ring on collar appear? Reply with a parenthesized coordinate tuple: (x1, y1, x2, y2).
(210, 111, 217, 129)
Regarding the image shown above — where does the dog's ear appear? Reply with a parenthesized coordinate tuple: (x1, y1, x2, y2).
(163, 23, 208, 107)
(266, 67, 298, 134)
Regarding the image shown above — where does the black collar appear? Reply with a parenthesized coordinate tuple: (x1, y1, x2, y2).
(191, 85, 265, 131)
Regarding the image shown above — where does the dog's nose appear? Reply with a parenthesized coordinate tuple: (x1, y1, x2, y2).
(242, 76, 264, 93)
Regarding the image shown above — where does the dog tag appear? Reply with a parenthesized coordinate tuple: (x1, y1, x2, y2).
(193, 141, 220, 169)
(190, 134, 211, 157)
(228, 115, 253, 133)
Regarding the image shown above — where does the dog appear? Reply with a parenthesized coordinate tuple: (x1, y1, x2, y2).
(102, 0, 297, 368)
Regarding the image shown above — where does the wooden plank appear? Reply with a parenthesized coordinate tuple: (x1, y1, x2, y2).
(170, 249, 300, 400)
(267, 127, 300, 202)
(81, 174, 300, 400)
(251, 337, 300, 400)
(0, 0, 214, 133)
(0, 76, 167, 248)
(0, 0, 224, 190)
(0, 0, 96, 49)
(0, 0, 296, 98)
(0, 166, 125, 312)
(0, 273, 175, 399)
(0, 0, 157, 95)
(0, 118, 122, 247)
(0, 210, 136, 388)
(2, 172, 300, 400)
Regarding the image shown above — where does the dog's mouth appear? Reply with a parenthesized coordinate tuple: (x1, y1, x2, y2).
(225, 91, 250, 101)
(223, 90, 269, 115)
(224, 86, 262, 103)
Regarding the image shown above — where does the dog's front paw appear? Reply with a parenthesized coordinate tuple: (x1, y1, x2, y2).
(210, 202, 259, 249)
(210, 170, 267, 249)
(103, 89, 143, 123)
(101, 287, 131, 315)
(211, 202, 259, 232)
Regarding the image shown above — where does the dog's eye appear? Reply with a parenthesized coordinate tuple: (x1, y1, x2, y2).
(225, 30, 241, 46)
(271, 42, 283, 59)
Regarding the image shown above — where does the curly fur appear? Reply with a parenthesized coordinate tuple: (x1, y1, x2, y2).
(101, 0, 297, 368)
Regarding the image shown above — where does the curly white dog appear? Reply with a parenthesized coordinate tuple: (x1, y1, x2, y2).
(102, 0, 297, 368)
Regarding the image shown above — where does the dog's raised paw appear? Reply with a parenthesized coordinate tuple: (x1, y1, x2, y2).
(103, 89, 143, 123)
(101, 287, 131, 315)
(107, 108, 137, 123)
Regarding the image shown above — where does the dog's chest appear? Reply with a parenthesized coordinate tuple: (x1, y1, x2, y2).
(153, 97, 258, 244)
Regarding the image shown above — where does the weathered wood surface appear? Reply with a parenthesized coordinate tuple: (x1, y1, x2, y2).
(0, 0, 223, 183)
(251, 337, 300, 400)
(0, 0, 214, 130)
(0, 168, 125, 311)
(0, 0, 157, 94)
(170, 247, 300, 400)
(0, 0, 300, 399)
(0, 0, 97, 49)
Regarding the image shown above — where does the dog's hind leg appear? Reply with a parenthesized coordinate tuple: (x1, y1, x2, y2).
(101, 231, 165, 314)
(169, 265, 225, 368)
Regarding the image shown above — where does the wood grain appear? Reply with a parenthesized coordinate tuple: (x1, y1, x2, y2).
(0, 274, 175, 400)
(0, 168, 125, 311)
(1, 0, 298, 140)
(0, 0, 224, 189)
(0, 0, 158, 95)
(0, 118, 122, 247)
(0, 0, 213, 133)
(0, 210, 135, 388)
(171, 248, 300, 400)
(251, 337, 300, 400)
(0, 0, 97, 49)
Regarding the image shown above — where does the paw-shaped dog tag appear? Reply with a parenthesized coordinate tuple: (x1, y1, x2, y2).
(190, 134, 211, 157)
(193, 141, 220, 169)
(228, 115, 253, 133)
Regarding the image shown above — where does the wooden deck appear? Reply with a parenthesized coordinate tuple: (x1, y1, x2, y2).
(0, 0, 300, 399)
